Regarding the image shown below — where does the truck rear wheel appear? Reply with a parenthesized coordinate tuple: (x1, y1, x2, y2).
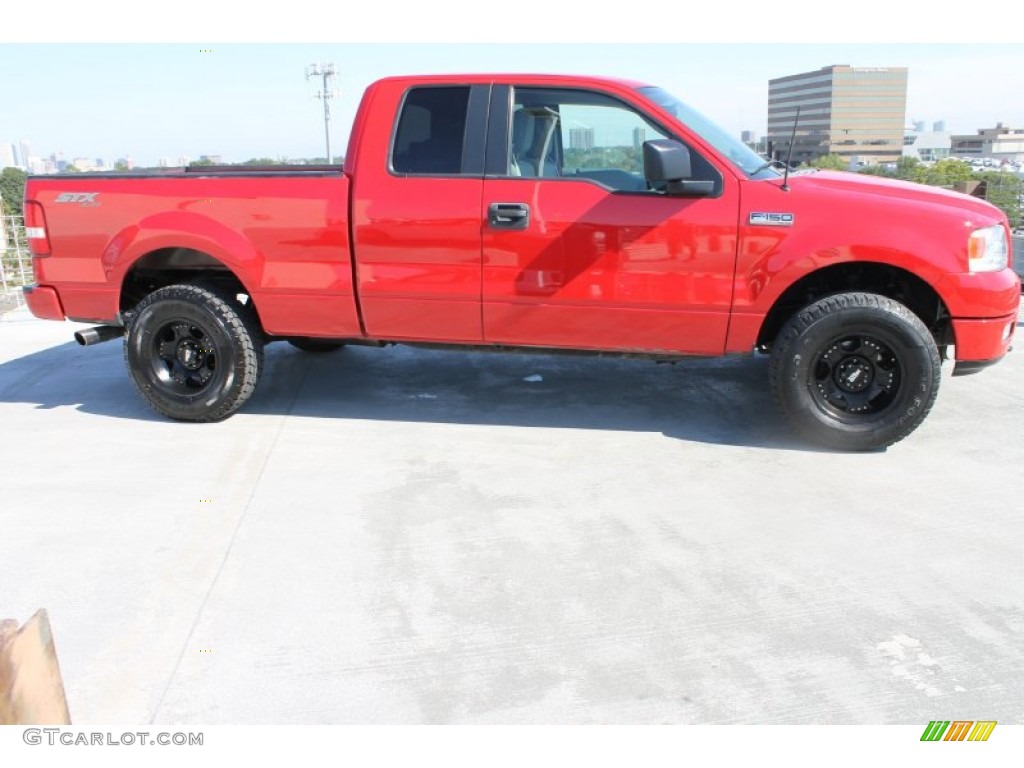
(769, 292, 941, 451)
(124, 284, 263, 421)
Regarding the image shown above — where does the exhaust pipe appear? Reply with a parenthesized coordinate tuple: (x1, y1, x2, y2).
(74, 325, 124, 346)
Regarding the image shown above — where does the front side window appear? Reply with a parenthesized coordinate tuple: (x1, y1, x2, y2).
(392, 87, 470, 175)
(509, 88, 669, 192)
(508, 87, 721, 193)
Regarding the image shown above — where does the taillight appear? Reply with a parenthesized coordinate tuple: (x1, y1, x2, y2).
(24, 201, 52, 257)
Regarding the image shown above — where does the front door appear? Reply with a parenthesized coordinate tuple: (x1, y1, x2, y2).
(481, 85, 740, 355)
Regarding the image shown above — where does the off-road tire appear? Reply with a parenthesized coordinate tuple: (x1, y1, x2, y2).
(124, 284, 263, 421)
(769, 292, 941, 451)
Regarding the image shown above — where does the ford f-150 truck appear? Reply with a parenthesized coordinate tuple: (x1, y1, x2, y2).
(21, 74, 1021, 450)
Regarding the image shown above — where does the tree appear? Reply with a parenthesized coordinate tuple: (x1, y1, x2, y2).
(918, 158, 973, 186)
(894, 156, 921, 181)
(808, 154, 849, 171)
(114, 160, 129, 172)
(0, 167, 28, 218)
(859, 156, 921, 180)
(975, 171, 1022, 229)
(188, 158, 215, 168)
(857, 164, 895, 178)
(242, 157, 281, 166)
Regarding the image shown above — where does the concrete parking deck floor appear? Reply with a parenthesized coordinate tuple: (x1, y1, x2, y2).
(1, 305, 1022, 724)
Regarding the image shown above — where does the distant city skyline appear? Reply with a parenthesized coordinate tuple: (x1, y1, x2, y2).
(2, 44, 1024, 168)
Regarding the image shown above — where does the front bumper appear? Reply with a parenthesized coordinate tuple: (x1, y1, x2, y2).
(950, 312, 1017, 370)
(22, 284, 66, 321)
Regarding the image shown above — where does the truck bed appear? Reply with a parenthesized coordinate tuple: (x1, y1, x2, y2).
(26, 169, 361, 337)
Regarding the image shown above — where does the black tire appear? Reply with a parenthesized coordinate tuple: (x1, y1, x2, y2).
(287, 338, 346, 353)
(769, 292, 941, 451)
(124, 284, 263, 421)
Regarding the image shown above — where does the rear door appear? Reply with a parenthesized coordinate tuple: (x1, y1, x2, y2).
(481, 84, 740, 355)
(350, 82, 489, 342)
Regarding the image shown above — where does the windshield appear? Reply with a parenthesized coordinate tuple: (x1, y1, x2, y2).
(638, 86, 779, 180)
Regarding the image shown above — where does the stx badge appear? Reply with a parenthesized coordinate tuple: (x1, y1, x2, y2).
(54, 192, 99, 205)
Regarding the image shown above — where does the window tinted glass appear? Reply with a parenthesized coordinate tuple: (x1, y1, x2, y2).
(392, 87, 471, 175)
(510, 88, 668, 191)
(508, 87, 720, 194)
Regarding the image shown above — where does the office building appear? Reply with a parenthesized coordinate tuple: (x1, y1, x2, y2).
(767, 65, 908, 166)
(951, 123, 1024, 162)
(903, 131, 952, 163)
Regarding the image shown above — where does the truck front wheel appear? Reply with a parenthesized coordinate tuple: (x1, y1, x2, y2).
(124, 284, 263, 421)
(769, 292, 941, 451)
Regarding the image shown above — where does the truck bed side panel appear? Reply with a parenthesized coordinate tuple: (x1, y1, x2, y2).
(26, 175, 360, 337)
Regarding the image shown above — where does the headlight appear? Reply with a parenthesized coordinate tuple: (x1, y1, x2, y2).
(968, 225, 1009, 272)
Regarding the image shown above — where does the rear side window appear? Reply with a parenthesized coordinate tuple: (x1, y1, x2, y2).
(392, 87, 471, 175)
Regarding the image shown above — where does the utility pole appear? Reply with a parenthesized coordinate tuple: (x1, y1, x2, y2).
(306, 63, 338, 164)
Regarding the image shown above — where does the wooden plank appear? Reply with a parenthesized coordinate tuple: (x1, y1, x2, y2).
(0, 610, 71, 724)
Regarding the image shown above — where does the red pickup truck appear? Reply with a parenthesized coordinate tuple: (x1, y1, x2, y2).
(21, 74, 1020, 450)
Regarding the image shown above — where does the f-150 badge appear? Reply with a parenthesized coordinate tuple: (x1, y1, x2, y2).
(749, 212, 794, 226)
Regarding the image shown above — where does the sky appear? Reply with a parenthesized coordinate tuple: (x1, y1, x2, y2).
(2, 5, 1023, 167)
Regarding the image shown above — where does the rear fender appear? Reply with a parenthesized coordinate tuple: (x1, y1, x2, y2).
(107, 211, 262, 296)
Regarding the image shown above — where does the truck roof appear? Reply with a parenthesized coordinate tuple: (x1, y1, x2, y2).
(371, 73, 652, 90)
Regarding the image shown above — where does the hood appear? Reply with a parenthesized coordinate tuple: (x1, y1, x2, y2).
(783, 169, 1005, 226)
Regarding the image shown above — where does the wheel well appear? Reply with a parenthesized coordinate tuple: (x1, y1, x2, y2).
(120, 248, 259, 326)
(757, 263, 952, 350)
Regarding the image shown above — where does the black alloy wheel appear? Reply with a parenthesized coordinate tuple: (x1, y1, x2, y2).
(769, 292, 941, 451)
(124, 284, 263, 421)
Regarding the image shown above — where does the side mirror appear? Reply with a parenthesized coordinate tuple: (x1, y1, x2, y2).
(643, 139, 715, 197)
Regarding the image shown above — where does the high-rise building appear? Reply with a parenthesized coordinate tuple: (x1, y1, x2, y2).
(767, 65, 908, 166)
(933, 120, 946, 132)
(568, 128, 594, 151)
(19, 140, 31, 169)
(1, 142, 15, 169)
(632, 127, 646, 151)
